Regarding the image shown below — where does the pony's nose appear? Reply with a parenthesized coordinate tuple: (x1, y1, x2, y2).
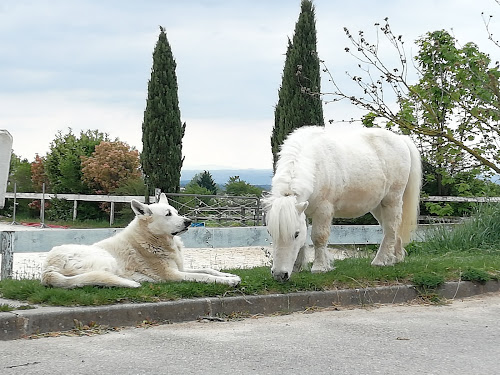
(184, 219, 192, 227)
(273, 271, 289, 282)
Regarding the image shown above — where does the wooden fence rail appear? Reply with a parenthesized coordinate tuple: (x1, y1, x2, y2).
(3, 192, 499, 228)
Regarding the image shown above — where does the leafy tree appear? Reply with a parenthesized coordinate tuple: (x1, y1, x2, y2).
(225, 176, 263, 197)
(271, 0, 324, 171)
(183, 181, 213, 196)
(141, 26, 186, 194)
(45, 128, 109, 194)
(326, 20, 499, 177)
(31, 154, 49, 193)
(81, 141, 141, 195)
(6, 152, 32, 193)
(113, 177, 147, 197)
(175, 178, 214, 215)
(0, 152, 33, 217)
(194, 170, 217, 195)
(44, 129, 109, 221)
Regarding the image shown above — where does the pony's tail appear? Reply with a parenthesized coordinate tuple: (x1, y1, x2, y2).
(399, 137, 422, 244)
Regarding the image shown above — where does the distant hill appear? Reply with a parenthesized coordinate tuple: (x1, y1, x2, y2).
(181, 169, 273, 189)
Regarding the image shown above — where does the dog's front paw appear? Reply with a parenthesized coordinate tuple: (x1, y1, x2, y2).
(227, 276, 241, 286)
(127, 280, 141, 288)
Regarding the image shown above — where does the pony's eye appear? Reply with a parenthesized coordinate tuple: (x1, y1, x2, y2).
(294, 231, 299, 239)
(165, 211, 172, 217)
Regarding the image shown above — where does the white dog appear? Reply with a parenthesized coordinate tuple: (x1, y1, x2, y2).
(41, 193, 241, 288)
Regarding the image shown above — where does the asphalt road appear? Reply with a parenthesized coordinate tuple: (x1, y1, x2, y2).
(1, 292, 499, 375)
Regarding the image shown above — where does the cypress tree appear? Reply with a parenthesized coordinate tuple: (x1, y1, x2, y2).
(196, 170, 217, 195)
(141, 26, 186, 193)
(271, 0, 324, 171)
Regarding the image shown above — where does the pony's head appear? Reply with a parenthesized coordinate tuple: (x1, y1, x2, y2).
(264, 195, 309, 282)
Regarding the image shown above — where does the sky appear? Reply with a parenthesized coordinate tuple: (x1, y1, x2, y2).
(1, 0, 499, 170)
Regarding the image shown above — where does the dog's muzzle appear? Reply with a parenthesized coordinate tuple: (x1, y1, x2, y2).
(172, 219, 192, 236)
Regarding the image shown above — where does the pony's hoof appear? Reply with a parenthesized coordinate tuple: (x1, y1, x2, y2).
(371, 256, 396, 266)
(311, 264, 334, 273)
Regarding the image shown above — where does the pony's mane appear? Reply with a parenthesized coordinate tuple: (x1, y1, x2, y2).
(264, 195, 300, 242)
(272, 126, 321, 200)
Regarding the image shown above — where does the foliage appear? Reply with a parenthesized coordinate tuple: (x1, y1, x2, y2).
(183, 181, 213, 196)
(407, 203, 500, 255)
(0, 304, 14, 312)
(225, 176, 263, 197)
(176, 179, 214, 214)
(326, 20, 499, 178)
(113, 177, 147, 196)
(141, 26, 186, 194)
(461, 268, 491, 284)
(271, 0, 324, 171)
(194, 171, 217, 195)
(81, 141, 141, 195)
(0, 153, 33, 217)
(421, 160, 500, 216)
(43, 129, 110, 220)
(45, 128, 109, 194)
(30, 154, 49, 193)
(6, 152, 32, 193)
(411, 273, 445, 290)
(44, 198, 108, 222)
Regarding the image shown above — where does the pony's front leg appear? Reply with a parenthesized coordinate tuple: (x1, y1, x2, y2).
(293, 245, 309, 272)
(310, 216, 334, 273)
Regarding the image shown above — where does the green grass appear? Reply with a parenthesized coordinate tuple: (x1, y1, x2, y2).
(1, 204, 499, 307)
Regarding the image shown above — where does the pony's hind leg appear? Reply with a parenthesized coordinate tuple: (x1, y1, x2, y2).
(370, 201, 404, 266)
(310, 209, 334, 273)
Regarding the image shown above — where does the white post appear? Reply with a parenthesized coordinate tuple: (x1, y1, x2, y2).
(110, 201, 115, 226)
(11, 182, 18, 225)
(0, 130, 13, 209)
(0, 231, 14, 279)
(40, 182, 47, 228)
(73, 200, 77, 221)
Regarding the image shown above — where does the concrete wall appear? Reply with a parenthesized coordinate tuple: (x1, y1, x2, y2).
(0, 130, 13, 209)
(3, 225, 390, 254)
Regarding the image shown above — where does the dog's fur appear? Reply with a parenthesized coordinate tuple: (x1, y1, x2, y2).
(41, 193, 241, 288)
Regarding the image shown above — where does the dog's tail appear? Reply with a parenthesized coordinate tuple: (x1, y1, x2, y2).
(41, 269, 141, 289)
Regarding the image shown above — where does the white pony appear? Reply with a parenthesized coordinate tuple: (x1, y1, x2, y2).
(263, 125, 421, 282)
(41, 193, 241, 288)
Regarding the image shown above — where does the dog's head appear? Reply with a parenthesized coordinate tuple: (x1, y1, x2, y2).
(130, 193, 192, 236)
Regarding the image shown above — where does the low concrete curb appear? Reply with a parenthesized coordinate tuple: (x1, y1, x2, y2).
(1, 280, 499, 341)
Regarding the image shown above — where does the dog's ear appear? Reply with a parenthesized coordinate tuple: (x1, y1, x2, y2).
(131, 200, 153, 216)
(159, 193, 168, 205)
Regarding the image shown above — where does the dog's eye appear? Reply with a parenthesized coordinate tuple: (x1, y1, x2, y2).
(165, 211, 172, 217)
(294, 231, 299, 239)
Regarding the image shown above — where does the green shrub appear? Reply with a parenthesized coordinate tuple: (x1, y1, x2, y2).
(461, 268, 491, 284)
(411, 273, 445, 290)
